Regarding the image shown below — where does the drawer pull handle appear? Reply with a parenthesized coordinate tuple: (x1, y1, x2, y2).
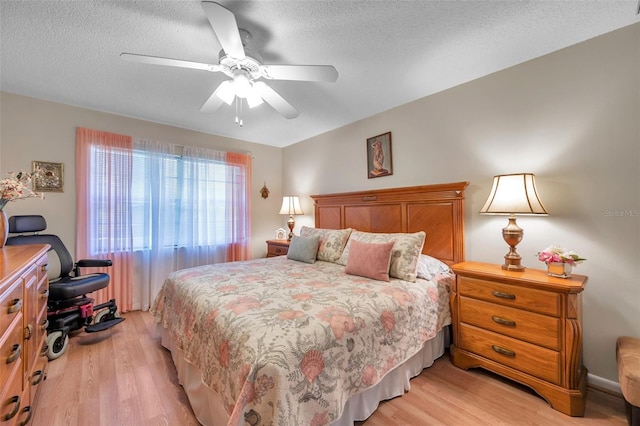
(31, 370, 45, 386)
(492, 345, 516, 357)
(492, 291, 516, 300)
(41, 319, 49, 330)
(492, 316, 516, 327)
(3, 395, 20, 421)
(19, 406, 32, 426)
(24, 324, 33, 340)
(7, 344, 21, 364)
(8, 298, 22, 314)
(41, 263, 49, 272)
(40, 345, 49, 357)
(41, 289, 49, 298)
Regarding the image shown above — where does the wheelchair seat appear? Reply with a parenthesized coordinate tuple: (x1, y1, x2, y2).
(6, 215, 112, 300)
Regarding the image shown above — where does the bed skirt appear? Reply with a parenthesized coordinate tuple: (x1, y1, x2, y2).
(159, 325, 447, 425)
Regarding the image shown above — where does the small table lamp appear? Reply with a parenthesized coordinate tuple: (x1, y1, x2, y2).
(480, 173, 548, 271)
(279, 196, 304, 240)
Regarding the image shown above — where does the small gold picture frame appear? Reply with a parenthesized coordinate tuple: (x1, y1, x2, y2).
(32, 161, 64, 192)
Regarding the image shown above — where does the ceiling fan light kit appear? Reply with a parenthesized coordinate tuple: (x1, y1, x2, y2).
(121, 1, 338, 126)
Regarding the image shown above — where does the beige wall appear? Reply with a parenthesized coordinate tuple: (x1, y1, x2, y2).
(0, 92, 284, 260)
(284, 23, 640, 383)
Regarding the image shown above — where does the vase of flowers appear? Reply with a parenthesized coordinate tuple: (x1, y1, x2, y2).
(0, 170, 44, 247)
(537, 245, 586, 278)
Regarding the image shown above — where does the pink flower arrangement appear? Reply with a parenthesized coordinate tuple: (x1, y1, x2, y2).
(538, 245, 586, 265)
(0, 170, 44, 210)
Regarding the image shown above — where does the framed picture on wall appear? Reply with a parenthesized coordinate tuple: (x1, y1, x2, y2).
(366, 132, 393, 178)
(32, 161, 64, 192)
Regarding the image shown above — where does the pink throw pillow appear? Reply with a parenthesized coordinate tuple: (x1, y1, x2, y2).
(345, 240, 394, 282)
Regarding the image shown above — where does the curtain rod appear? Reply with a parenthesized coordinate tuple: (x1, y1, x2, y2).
(170, 144, 254, 159)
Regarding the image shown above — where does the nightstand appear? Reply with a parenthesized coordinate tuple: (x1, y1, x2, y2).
(450, 261, 588, 416)
(266, 239, 290, 257)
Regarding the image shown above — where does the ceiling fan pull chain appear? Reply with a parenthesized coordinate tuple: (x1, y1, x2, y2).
(235, 97, 239, 125)
(234, 97, 244, 127)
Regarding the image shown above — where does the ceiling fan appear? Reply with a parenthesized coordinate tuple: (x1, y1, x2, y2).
(121, 1, 338, 125)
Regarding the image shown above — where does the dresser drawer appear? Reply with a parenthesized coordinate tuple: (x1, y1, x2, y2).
(1, 363, 23, 425)
(268, 246, 287, 256)
(267, 241, 289, 257)
(0, 280, 23, 335)
(0, 318, 23, 391)
(459, 323, 561, 385)
(29, 347, 47, 405)
(459, 296, 560, 350)
(36, 255, 48, 320)
(459, 276, 561, 317)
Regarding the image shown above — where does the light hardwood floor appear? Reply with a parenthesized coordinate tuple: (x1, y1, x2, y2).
(33, 311, 627, 425)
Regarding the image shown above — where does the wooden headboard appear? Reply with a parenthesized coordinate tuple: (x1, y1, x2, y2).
(310, 182, 469, 265)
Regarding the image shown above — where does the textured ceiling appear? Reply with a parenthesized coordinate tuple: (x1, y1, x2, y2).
(1, 1, 638, 148)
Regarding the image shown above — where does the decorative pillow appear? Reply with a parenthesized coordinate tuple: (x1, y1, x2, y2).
(287, 235, 320, 264)
(345, 240, 394, 282)
(338, 230, 426, 282)
(299, 226, 352, 263)
(416, 254, 451, 281)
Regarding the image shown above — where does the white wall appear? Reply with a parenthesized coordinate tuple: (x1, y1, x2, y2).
(0, 92, 284, 260)
(283, 23, 640, 382)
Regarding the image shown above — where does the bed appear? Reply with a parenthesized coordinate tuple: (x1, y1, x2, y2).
(151, 182, 468, 425)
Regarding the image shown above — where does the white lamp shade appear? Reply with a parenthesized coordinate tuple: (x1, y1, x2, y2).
(480, 173, 548, 215)
(279, 196, 304, 215)
(215, 77, 264, 108)
(216, 80, 235, 105)
(246, 92, 264, 108)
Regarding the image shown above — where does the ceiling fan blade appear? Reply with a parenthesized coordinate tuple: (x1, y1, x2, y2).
(201, 2, 245, 60)
(260, 65, 338, 82)
(201, 81, 234, 112)
(120, 53, 222, 72)
(254, 82, 299, 119)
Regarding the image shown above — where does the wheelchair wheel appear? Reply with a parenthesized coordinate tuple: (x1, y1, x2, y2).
(94, 309, 120, 323)
(46, 331, 69, 360)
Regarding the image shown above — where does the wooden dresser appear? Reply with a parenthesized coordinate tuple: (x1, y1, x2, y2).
(266, 240, 290, 258)
(0, 244, 49, 425)
(450, 261, 587, 416)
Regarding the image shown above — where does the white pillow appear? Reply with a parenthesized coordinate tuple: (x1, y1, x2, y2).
(416, 254, 451, 281)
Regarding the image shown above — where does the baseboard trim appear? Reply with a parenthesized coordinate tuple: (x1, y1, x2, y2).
(588, 373, 621, 396)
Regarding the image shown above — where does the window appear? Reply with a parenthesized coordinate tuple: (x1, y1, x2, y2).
(78, 127, 251, 311)
(90, 144, 248, 254)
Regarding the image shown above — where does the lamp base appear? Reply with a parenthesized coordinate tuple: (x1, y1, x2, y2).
(501, 215, 525, 271)
(502, 255, 525, 271)
(287, 216, 295, 241)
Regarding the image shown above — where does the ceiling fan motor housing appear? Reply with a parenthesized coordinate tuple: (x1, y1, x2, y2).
(219, 47, 263, 80)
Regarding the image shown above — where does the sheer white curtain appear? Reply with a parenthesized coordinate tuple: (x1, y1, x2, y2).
(133, 139, 232, 310)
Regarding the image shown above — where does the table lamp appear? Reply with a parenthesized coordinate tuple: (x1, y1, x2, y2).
(279, 196, 304, 240)
(480, 173, 548, 271)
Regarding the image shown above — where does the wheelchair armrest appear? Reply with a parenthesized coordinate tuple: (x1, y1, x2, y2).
(76, 259, 113, 268)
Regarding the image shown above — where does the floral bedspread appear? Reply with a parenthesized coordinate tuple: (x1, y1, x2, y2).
(151, 256, 451, 426)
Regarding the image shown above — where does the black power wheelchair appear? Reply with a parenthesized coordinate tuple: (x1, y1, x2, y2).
(7, 215, 124, 360)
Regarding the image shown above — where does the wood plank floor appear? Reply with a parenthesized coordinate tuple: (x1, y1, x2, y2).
(33, 311, 627, 425)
